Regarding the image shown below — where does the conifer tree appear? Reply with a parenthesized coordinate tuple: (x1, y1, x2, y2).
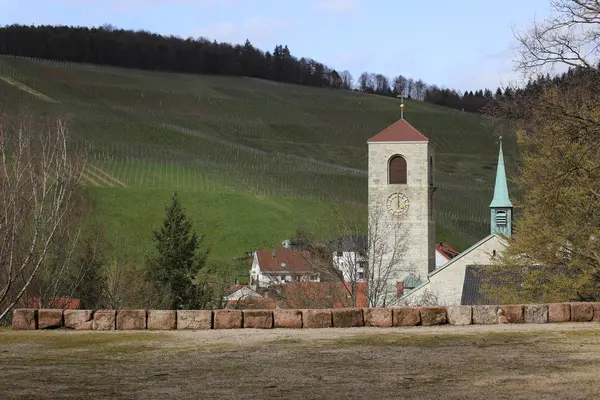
(146, 192, 209, 309)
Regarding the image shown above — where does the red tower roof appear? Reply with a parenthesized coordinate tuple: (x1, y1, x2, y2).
(367, 119, 429, 143)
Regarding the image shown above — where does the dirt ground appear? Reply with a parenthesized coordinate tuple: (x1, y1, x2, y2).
(1, 323, 600, 399)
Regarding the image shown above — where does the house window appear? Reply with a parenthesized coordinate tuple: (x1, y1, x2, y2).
(336, 251, 343, 257)
(496, 210, 507, 227)
(388, 155, 407, 184)
(358, 272, 364, 280)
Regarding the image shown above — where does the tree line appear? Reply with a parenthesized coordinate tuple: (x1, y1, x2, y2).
(0, 24, 504, 113)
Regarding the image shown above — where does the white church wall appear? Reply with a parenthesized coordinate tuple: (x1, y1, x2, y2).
(402, 234, 508, 306)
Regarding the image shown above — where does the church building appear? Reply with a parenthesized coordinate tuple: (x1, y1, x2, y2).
(367, 109, 436, 306)
(367, 106, 513, 306)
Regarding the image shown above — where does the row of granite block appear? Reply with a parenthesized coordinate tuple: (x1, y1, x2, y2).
(11, 302, 600, 330)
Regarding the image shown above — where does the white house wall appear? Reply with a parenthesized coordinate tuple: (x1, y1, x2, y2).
(332, 251, 365, 282)
(435, 250, 450, 269)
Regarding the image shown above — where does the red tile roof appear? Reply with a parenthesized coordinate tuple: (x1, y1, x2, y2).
(367, 119, 429, 143)
(436, 242, 460, 260)
(281, 282, 368, 308)
(256, 250, 313, 273)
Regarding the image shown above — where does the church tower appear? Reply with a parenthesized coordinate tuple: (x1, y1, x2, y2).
(367, 107, 435, 301)
(490, 137, 513, 237)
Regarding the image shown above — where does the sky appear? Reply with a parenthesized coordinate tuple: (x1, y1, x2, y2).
(0, 0, 555, 92)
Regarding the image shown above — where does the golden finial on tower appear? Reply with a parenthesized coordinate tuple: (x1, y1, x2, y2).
(397, 94, 405, 120)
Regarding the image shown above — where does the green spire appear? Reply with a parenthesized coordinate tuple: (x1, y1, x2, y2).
(489, 137, 513, 208)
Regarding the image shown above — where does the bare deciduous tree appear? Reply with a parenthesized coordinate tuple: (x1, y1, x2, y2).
(482, 0, 600, 303)
(414, 79, 427, 100)
(365, 205, 414, 307)
(294, 205, 414, 308)
(393, 75, 407, 96)
(340, 70, 354, 90)
(0, 116, 85, 320)
(406, 78, 415, 99)
(515, 0, 600, 73)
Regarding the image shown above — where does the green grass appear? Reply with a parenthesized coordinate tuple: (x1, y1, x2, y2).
(0, 55, 517, 268)
(89, 187, 364, 279)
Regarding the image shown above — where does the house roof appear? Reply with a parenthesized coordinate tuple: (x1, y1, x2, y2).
(436, 242, 460, 260)
(367, 119, 429, 143)
(224, 285, 263, 301)
(461, 265, 519, 305)
(327, 235, 368, 253)
(281, 282, 368, 308)
(403, 273, 423, 288)
(428, 234, 508, 279)
(255, 250, 313, 273)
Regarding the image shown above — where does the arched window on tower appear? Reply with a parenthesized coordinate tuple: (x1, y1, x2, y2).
(388, 155, 407, 184)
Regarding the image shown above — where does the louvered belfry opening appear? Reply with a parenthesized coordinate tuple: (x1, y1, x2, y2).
(496, 210, 507, 226)
(389, 155, 407, 184)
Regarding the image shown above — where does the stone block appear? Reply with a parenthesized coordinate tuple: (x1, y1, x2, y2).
(498, 305, 524, 324)
(363, 308, 392, 327)
(274, 309, 303, 328)
(302, 309, 332, 328)
(446, 306, 472, 326)
(116, 310, 146, 330)
(472, 305, 498, 324)
(64, 310, 93, 330)
(38, 309, 63, 329)
(147, 310, 176, 330)
(591, 303, 600, 323)
(214, 310, 242, 329)
(177, 310, 212, 330)
(392, 307, 420, 326)
(524, 304, 548, 324)
(548, 303, 570, 323)
(332, 308, 364, 328)
(243, 310, 273, 329)
(570, 302, 593, 322)
(12, 309, 37, 330)
(419, 307, 447, 326)
(93, 310, 116, 330)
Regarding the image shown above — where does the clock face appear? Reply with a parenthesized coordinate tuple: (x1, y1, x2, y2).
(387, 192, 410, 216)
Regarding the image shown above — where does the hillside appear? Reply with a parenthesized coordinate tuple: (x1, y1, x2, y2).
(0, 55, 516, 276)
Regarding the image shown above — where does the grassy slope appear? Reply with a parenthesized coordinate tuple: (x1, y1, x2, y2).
(0, 56, 516, 270)
(90, 187, 361, 280)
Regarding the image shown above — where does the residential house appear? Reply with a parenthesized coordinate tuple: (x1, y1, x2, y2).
(435, 242, 460, 269)
(327, 235, 368, 283)
(249, 249, 320, 290)
(223, 285, 276, 309)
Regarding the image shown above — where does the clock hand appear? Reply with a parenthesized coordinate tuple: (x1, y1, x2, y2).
(397, 194, 400, 208)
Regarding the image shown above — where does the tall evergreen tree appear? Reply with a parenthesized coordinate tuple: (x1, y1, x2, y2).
(146, 192, 209, 309)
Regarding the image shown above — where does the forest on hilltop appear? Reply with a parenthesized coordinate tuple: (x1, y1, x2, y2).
(0, 24, 596, 115)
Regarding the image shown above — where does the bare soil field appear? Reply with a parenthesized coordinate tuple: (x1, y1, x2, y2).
(1, 323, 600, 399)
